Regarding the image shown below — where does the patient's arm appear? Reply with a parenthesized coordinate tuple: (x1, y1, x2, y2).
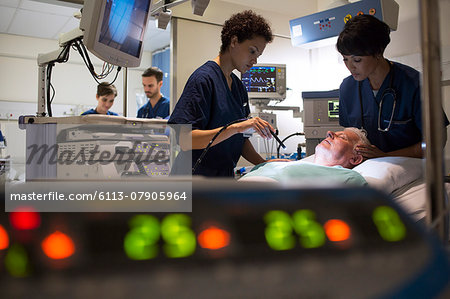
(356, 142, 423, 159)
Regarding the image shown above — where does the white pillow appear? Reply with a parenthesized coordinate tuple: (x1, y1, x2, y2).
(352, 157, 424, 194)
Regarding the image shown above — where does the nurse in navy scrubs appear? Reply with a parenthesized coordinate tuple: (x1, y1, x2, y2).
(81, 82, 118, 116)
(168, 10, 277, 177)
(336, 15, 448, 158)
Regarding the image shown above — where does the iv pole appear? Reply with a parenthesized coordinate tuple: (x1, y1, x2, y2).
(420, 0, 448, 241)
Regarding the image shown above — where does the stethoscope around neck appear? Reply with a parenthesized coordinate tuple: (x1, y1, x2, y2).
(358, 61, 397, 132)
(143, 97, 162, 118)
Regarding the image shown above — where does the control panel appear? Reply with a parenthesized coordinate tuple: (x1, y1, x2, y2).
(289, 0, 399, 47)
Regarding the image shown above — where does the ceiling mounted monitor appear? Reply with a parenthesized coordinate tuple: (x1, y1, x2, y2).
(80, 0, 152, 67)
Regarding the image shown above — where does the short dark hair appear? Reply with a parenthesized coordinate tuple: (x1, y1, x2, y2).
(220, 10, 273, 54)
(97, 82, 117, 97)
(142, 67, 163, 82)
(336, 15, 391, 57)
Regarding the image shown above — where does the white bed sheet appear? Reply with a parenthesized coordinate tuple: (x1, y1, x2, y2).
(392, 180, 450, 222)
(241, 156, 448, 222)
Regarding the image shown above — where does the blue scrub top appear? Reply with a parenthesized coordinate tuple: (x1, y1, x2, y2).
(339, 61, 449, 152)
(168, 61, 250, 177)
(81, 109, 118, 116)
(137, 97, 170, 119)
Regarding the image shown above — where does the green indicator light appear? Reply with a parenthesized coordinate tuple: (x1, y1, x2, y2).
(292, 209, 326, 249)
(5, 243, 29, 278)
(161, 214, 196, 258)
(124, 215, 160, 260)
(372, 206, 406, 242)
(264, 210, 295, 251)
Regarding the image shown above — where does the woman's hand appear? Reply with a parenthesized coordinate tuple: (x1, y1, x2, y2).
(231, 117, 274, 139)
(355, 144, 386, 159)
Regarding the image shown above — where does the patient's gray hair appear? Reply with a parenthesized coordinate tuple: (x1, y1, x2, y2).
(344, 127, 371, 147)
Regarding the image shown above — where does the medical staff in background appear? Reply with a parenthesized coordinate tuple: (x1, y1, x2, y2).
(336, 15, 449, 159)
(137, 67, 170, 119)
(81, 82, 118, 116)
(168, 10, 280, 177)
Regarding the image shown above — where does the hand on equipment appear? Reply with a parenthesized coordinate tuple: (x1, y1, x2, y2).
(232, 117, 274, 139)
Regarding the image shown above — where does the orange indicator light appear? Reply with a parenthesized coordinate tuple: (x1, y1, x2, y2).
(324, 219, 351, 242)
(41, 231, 75, 260)
(0, 225, 9, 250)
(198, 226, 230, 250)
(9, 207, 41, 230)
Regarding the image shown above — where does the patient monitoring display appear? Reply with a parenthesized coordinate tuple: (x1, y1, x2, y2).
(242, 66, 276, 92)
(241, 64, 286, 99)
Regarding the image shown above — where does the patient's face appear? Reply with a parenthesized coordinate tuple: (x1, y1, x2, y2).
(315, 130, 359, 167)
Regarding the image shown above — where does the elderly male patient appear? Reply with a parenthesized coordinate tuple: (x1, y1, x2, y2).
(241, 127, 370, 186)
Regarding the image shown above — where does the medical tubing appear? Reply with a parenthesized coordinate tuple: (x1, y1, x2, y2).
(192, 117, 249, 175)
(276, 132, 305, 158)
(270, 133, 275, 159)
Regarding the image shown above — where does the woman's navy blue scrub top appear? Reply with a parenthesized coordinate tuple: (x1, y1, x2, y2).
(168, 61, 250, 177)
(339, 61, 449, 152)
(81, 109, 118, 116)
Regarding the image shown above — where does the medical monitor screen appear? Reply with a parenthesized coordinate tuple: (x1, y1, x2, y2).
(99, 0, 148, 58)
(328, 100, 339, 120)
(240, 64, 286, 99)
(80, 0, 151, 67)
(242, 66, 276, 92)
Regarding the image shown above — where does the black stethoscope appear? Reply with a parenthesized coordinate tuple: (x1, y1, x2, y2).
(143, 97, 163, 118)
(358, 61, 397, 132)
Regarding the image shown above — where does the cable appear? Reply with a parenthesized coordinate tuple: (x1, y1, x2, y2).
(276, 132, 305, 158)
(44, 43, 71, 117)
(192, 118, 249, 174)
(270, 130, 286, 149)
(71, 39, 122, 86)
(263, 137, 269, 159)
(46, 63, 54, 117)
(270, 133, 275, 159)
(42, 38, 121, 117)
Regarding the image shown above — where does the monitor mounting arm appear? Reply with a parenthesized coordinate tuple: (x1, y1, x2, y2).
(36, 27, 84, 117)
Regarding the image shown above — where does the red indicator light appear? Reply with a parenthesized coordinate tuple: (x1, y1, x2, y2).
(198, 226, 230, 250)
(324, 219, 351, 242)
(0, 225, 9, 250)
(41, 231, 75, 260)
(9, 207, 41, 230)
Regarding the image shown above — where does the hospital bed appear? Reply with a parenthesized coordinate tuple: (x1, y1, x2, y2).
(241, 155, 450, 223)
